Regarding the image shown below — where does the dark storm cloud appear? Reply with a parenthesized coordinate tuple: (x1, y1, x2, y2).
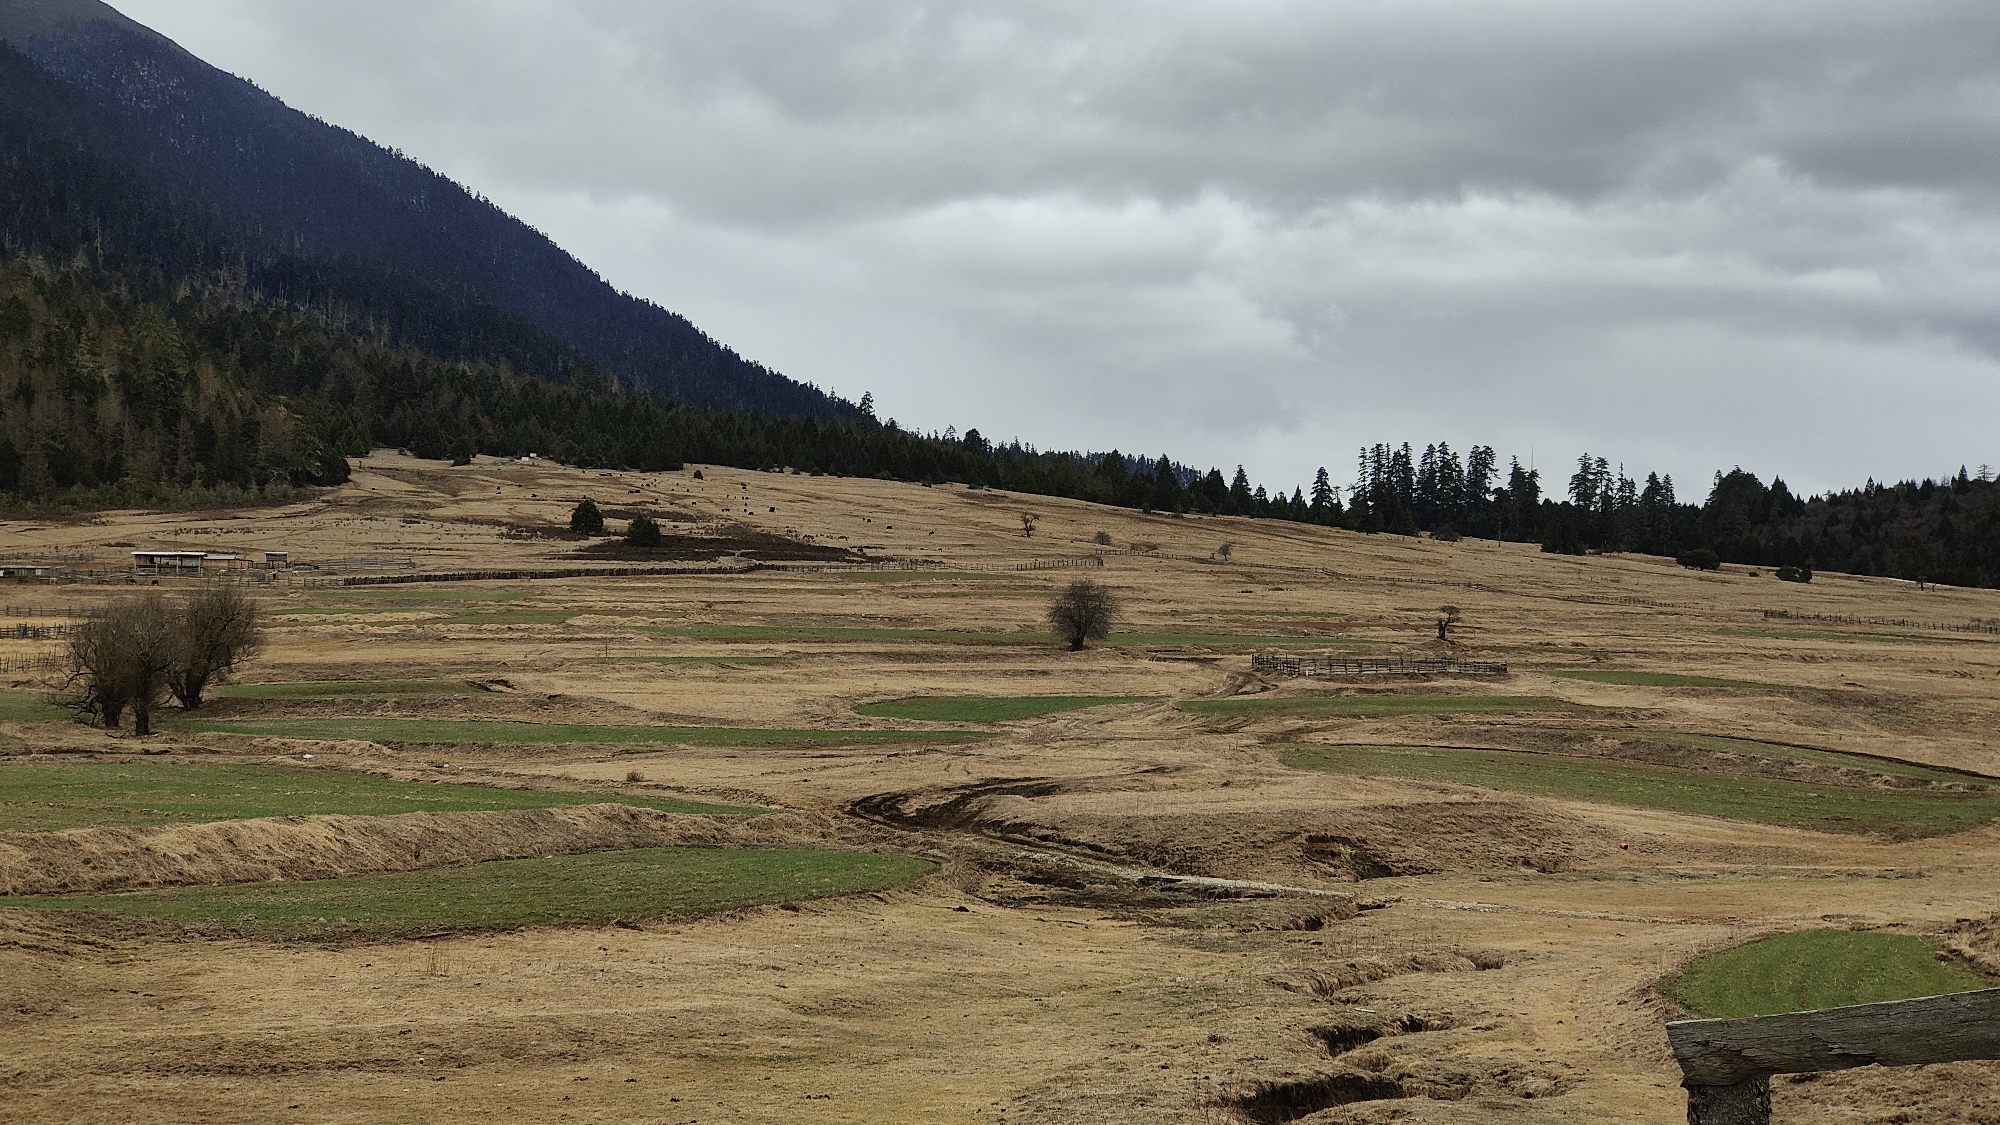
(111, 0, 2000, 492)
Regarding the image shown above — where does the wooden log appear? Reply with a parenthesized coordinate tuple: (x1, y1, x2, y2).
(1667, 988, 2000, 1087)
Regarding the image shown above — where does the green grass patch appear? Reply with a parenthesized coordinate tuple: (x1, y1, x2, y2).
(320, 588, 531, 604)
(1167, 609, 1350, 619)
(1627, 732, 1979, 785)
(275, 606, 435, 617)
(1553, 670, 1786, 690)
(431, 610, 575, 626)
(0, 761, 758, 832)
(220, 680, 481, 700)
(7, 847, 931, 937)
(831, 571, 1024, 583)
(645, 624, 1045, 645)
(857, 695, 1156, 721)
(1183, 694, 1578, 719)
(1106, 632, 1362, 647)
(643, 624, 1354, 648)
(587, 656, 791, 666)
(167, 717, 990, 746)
(1665, 929, 1993, 1018)
(0, 691, 67, 722)
(1284, 744, 2000, 837)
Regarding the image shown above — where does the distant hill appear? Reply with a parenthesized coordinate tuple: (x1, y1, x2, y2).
(0, 0, 848, 418)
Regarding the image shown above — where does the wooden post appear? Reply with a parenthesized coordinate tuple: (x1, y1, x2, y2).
(1684, 1077, 1769, 1125)
(1668, 988, 2000, 1124)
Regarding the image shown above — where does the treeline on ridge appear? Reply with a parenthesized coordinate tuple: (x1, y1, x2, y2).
(4, 247, 1997, 589)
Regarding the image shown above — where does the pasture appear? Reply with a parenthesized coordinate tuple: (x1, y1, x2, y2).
(3, 450, 2000, 1124)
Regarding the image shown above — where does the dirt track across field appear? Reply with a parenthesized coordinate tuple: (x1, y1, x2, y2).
(3, 452, 2000, 1123)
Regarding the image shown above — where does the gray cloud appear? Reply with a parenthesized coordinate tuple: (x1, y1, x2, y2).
(110, 0, 2000, 493)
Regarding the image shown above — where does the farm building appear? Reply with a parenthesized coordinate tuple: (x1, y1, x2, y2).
(131, 550, 208, 574)
(0, 565, 54, 583)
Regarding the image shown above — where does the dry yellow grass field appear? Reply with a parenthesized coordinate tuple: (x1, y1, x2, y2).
(4, 450, 2000, 1123)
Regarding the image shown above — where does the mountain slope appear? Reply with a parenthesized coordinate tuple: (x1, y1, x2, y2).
(0, 0, 845, 418)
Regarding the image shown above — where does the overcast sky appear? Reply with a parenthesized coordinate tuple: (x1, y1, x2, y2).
(109, 0, 2000, 497)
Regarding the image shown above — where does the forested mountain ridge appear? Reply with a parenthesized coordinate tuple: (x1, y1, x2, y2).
(0, 4, 1992, 588)
(0, 0, 847, 418)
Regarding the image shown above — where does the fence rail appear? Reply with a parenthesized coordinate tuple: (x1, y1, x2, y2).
(1253, 652, 1508, 677)
(1762, 609, 2000, 635)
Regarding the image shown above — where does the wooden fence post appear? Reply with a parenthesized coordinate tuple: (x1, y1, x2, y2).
(1668, 988, 2000, 1124)
(1684, 1077, 1769, 1125)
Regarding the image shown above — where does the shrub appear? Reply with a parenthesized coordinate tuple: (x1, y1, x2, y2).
(570, 498, 605, 534)
(1677, 549, 1722, 571)
(1047, 579, 1119, 651)
(1093, 531, 1113, 546)
(1777, 565, 1813, 584)
(627, 514, 663, 548)
(1431, 526, 1461, 543)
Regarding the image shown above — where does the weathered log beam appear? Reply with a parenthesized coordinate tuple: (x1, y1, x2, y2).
(1668, 987, 2000, 1087)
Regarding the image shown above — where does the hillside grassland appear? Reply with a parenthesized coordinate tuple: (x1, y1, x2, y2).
(4, 453, 2000, 1124)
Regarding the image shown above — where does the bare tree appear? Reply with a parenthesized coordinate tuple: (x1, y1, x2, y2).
(1437, 605, 1462, 642)
(168, 584, 264, 710)
(1047, 579, 1119, 651)
(65, 594, 177, 735)
(66, 587, 267, 732)
(1020, 513, 1038, 538)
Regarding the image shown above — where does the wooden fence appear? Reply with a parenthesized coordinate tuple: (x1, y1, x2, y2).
(5, 623, 80, 640)
(1762, 609, 2000, 636)
(1668, 988, 2000, 1123)
(1252, 652, 1508, 677)
(1, 605, 85, 618)
(1008, 554, 1106, 571)
(0, 652, 63, 675)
